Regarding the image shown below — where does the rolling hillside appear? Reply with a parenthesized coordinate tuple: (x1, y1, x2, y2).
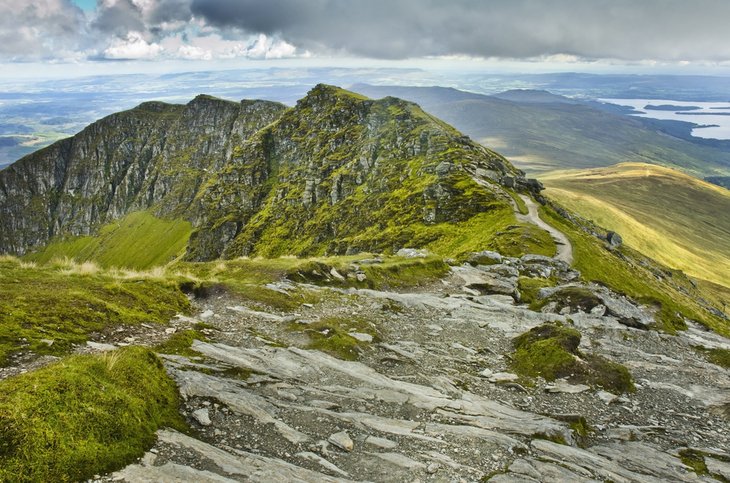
(542, 162, 730, 288)
(351, 84, 730, 178)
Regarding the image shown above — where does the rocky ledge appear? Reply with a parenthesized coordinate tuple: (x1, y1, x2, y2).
(89, 254, 729, 482)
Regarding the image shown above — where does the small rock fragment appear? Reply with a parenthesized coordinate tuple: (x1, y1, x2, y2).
(192, 408, 212, 426)
(328, 431, 354, 452)
(349, 332, 373, 343)
(545, 380, 590, 394)
(364, 436, 397, 449)
(87, 341, 116, 351)
(488, 372, 520, 383)
(330, 267, 345, 281)
(597, 390, 619, 404)
(479, 368, 494, 378)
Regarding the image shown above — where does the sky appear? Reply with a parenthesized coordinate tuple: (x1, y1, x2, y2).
(2, 0, 730, 78)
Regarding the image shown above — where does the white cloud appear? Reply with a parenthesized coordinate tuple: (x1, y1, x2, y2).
(246, 34, 296, 59)
(157, 32, 297, 61)
(103, 31, 163, 59)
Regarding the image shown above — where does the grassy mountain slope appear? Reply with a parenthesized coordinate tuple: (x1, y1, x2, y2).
(350, 84, 730, 178)
(542, 162, 730, 288)
(539, 204, 729, 336)
(27, 211, 192, 269)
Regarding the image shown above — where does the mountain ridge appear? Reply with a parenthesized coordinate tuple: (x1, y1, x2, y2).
(350, 83, 730, 178)
(0, 84, 545, 262)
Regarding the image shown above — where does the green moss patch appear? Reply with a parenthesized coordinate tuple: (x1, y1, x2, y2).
(288, 316, 381, 361)
(155, 329, 208, 357)
(704, 347, 730, 369)
(518, 276, 558, 306)
(678, 449, 709, 476)
(511, 322, 635, 393)
(0, 257, 190, 366)
(531, 286, 604, 313)
(0, 346, 186, 482)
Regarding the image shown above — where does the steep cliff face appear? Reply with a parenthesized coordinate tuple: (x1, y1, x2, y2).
(188, 85, 523, 259)
(0, 84, 533, 260)
(0, 97, 286, 255)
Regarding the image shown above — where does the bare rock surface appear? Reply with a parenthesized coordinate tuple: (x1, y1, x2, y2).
(103, 258, 729, 482)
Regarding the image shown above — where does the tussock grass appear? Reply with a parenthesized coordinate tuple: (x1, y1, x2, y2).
(0, 347, 186, 482)
(0, 257, 191, 366)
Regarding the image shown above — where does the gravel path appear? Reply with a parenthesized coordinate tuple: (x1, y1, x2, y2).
(517, 194, 574, 264)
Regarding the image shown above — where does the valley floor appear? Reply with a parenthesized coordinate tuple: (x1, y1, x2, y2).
(83, 258, 730, 482)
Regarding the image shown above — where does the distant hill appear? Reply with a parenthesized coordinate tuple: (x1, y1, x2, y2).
(351, 84, 730, 178)
(542, 162, 730, 288)
(491, 89, 582, 104)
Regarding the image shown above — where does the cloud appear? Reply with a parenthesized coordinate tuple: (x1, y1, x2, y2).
(0, 0, 87, 60)
(189, 0, 730, 62)
(2, 0, 730, 63)
(103, 31, 163, 59)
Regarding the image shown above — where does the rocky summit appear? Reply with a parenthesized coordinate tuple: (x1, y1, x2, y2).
(0, 86, 728, 483)
(0, 84, 541, 261)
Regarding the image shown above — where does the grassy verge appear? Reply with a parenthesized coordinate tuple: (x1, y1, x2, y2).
(539, 205, 729, 337)
(26, 211, 193, 270)
(0, 256, 190, 366)
(0, 347, 186, 482)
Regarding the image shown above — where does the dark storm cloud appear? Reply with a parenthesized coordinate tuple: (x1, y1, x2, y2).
(145, 0, 192, 25)
(92, 0, 145, 37)
(189, 0, 730, 61)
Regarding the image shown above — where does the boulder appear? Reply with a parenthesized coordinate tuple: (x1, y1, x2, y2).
(606, 231, 623, 248)
(396, 248, 429, 258)
(467, 250, 503, 265)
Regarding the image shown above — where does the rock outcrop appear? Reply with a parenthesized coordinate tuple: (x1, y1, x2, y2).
(0, 85, 533, 260)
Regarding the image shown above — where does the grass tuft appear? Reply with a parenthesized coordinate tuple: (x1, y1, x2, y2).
(288, 316, 381, 360)
(0, 257, 190, 366)
(0, 347, 186, 482)
(511, 322, 634, 393)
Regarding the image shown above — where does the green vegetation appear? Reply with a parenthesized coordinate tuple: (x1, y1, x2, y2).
(27, 211, 193, 270)
(678, 449, 709, 476)
(507, 189, 529, 215)
(288, 316, 381, 360)
(0, 256, 190, 366)
(284, 255, 450, 289)
(539, 204, 729, 337)
(543, 163, 730, 288)
(0, 347, 186, 482)
(705, 348, 730, 369)
(530, 286, 603, 313)
(517, 276, 557, 306)
(511, 322, 635, 393)
(155, 327, 209, 357)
